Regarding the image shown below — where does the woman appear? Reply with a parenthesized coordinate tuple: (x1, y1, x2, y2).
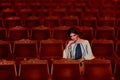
(63, 27, 95, 62)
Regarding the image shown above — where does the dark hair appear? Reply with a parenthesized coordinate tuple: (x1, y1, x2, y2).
(67, 27, 82, 38)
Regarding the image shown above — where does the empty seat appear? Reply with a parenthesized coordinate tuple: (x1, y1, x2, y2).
(115, 40, 120, 59)
(52, 8, 66, 17)
(4, 16, 23, 28)
(91, 39, 114, 59)
(116, 17, 120, 28)
(66, 9, 83, 18)
(114, 62, 120, 80)
(18, 9, 33, 18)
(98, 17, 115, 27)
(0, 2, 13, 10)
(87, 0, 101, 9)
(29, 3, 42, 11)
(33, 9, 49, 18)
(99, 9, 115, 17)
(13, 39, 38, 60)
(0, 27, 7, 40)
(61, 16, 79, 26)
(84, 8, 99, 18)
(52, 26, 70, 40)
(73, 3, 86, 11)
(39, 39, 64, 60)
(15, 2, 29, 10)
(19, 59, 50, 80)
(0, 60, 17, 80)
(51, 59, 81, 80)
(116, 28, 120, 40)
(78, 27, 94, 42)
(95, 27, 115, 40)
(84, 59, 113, 80)
(80, 16, 97, 28)
(24, 16, 41, 28)
(0, 18, 3, 27)
(30, 26, 51, 40)
(0, 40, 12, 59)
(43, 16, 60, 27)
(2, 9, 17, 18)
(8, 26, 29, 41)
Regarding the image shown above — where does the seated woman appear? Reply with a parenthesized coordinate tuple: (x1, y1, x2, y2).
(63, 27, 95, 62)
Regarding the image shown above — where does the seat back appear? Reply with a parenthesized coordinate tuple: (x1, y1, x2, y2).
(19, 59, 50, 80)
(51, 59, 81, 80)
(39, 39, 64, 60)
(84, 59, 112, 80)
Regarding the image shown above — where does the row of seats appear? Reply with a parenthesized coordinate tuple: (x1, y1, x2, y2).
(0, 0, 118, 8)
(0, 26, 119, 41)
(0, 39, 120, 61)
(0, 59, 119, 80)
(0, 3, 118, 11)
(0, 16, 119, 28)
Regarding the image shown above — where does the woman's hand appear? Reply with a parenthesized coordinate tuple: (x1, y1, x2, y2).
(66, 40, 75, 49)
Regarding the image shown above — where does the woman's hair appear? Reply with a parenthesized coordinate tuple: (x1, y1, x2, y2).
(67, 27, 82, 38)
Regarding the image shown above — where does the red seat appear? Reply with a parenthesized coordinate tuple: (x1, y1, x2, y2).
(98, 17, 115, 27)
(116, 28, 120, 40)
(84, 59, 113, 80)
(0, 40, 12, 59)
(39, 39, 64, 60)
(8, 26, 29, 41)
(18, 9, 33, 18)
(0, 28, 7, 40)
(43, 16, 60, 27)
(61, 16, 79, 26)
(4, 16, 23, 28)
(52, 26, 70, 40)
(95, 27, 115, 40)
(80, 16, 97, 28)
(30, 26, 51, 40)
(114, 62, 120, 80)
(91, 39, 114, 59)
(19, 59, 50, 80)
(51, 59, 81, 80)
(0, 60, 17, 80)
(13, 39, 38, 60)
(33, 9, 49, 18)
(78, 27, 94, 42)
(24, 16, 41, 28)
(115, 40, 120, 59)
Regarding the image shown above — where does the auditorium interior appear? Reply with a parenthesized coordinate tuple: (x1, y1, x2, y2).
(0, 0, 120, 80)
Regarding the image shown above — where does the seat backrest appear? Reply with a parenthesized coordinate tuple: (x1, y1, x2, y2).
(19, 59, 50, 80)
(95, 27, 115, 40)
(51, 59, 81, 80)
(8, 26, 29, 41)
(30, 27, 51, 40)
(0, 40, 12, 59)
(0, 28, 7, 40)
(84, 59, 113, 80)
(91, 39, 114, 58)
(5, 16, 23, 28)
(61, 16, 79, 26)
(13, 39, 38, 60)
(0, 60, 17, 80)
(39, 39, 64, 60)
(116, 40, 120, 58)
(24, 16, 41, 28)
(114, 62, 120, 80)
(52, 26, 70, 40)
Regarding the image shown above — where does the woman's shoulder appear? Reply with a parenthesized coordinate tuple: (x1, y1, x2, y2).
(80, 39, 89, 43)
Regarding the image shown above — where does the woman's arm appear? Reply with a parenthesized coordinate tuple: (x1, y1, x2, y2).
(63, 40, 75, 59)
(84, 40, 95, 60)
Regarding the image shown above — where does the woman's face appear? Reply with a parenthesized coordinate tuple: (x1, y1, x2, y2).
(70, 33, 79, 41)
